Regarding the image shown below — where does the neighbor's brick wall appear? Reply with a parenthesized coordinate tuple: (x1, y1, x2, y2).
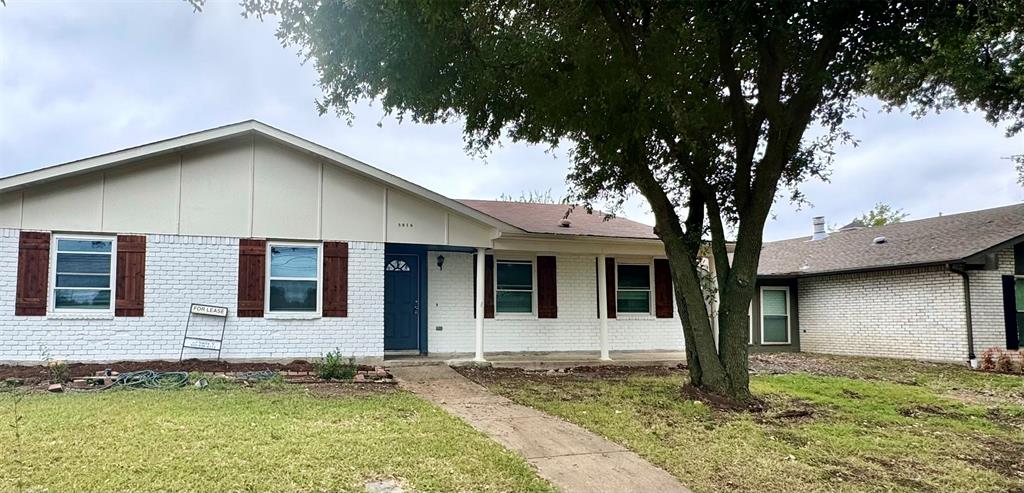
(797, 265, 967, 362)
(969, 246, 1015, 352)
(426, 252, 685, 353)
(0, 229, 384, 363)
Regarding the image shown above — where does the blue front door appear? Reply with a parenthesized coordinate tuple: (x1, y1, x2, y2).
(384, 254, 420, 351)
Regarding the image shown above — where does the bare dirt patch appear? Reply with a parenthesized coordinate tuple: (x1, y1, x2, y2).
(455, 364, 683, 386)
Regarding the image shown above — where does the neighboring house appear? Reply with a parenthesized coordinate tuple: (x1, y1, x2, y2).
(754, 204, 1024, 363)
(0, 121, 687, 363)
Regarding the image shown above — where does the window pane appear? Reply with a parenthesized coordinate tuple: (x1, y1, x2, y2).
(270, 246, 318, 278)
(617, 290, 650, 313)
(762, 290, 787, 316)
(57, 239, 111, 253)
(617, 265, 650, 289)
(56, 253, 111, 274)
(56, 274, 110, 288)
(496, 291, 532, 313)
(269, 280, 317, 312)
(497, 262, 532, 290)
(54, 289, 110, 309)
(1016, 279, 1024, 311)
(763, 315, 789, 343)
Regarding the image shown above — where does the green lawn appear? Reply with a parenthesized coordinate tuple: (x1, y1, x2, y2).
(460, 354, 1024, 493)
(0, 381, 553, 493)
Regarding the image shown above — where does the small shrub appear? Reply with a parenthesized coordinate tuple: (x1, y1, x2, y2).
(995, 350, 1017, 374)
(979, 348, 997, 371)
(314, 350, 356, 380)
(41, 347, 69, 383)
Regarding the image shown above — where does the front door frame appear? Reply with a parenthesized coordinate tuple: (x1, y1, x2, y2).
(384, 244, 428, 354)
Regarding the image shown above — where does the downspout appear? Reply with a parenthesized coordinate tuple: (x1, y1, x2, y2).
(948, 264, 976, 367)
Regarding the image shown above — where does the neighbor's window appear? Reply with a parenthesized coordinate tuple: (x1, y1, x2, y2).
(496, 259, 533, 313)
(52, 236, 115, 311)
(617, 263, 651, 314)
(761, 287, 790, 344)
(267, 243, 320, 313)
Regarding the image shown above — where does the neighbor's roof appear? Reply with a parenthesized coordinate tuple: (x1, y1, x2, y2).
(758, 202, 1024, 277)
(459, 200, 658, 240)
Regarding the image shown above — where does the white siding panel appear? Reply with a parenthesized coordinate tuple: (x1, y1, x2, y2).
(448, 212, 494, 248)
(252, 138, 320, 239)
(178, 138, 253, 237)
(22, 173, 103, 231)
(102, 157, 180, 234)
(321, 164, 385, 241)
(386, 189, 446, 245)
(0, 191, 22, 228)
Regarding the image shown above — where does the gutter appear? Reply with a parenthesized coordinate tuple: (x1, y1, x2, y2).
(948, 263, 977, 365)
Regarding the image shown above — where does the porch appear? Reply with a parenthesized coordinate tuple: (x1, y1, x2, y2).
(384, 350, 687, 369)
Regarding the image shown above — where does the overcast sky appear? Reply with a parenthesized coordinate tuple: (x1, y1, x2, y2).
(1, 0, 1021, 241)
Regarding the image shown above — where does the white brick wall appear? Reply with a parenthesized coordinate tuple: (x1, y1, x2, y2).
(0, 229, 384, 363)
(798, 266, 968, 362)
(426, 252, 685, 353)
(969, 246, 1015, 352)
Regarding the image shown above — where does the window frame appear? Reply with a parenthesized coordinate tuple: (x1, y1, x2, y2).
(759, 286, 791, 345)
(748, 302, 753, 345)
(49, 233, 117, 314)
(265, 241, 323, 317)
(615, 260, 654, 316)
(494, 256, 537, 316)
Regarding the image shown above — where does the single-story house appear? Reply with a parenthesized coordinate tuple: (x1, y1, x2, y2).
(752, 204, 1024, 363)
(0, 121, 693, 364)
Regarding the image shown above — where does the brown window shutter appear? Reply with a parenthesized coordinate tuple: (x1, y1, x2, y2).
(323, 242, 349, 317)
(484, 254, 495, 318)
(115, 235, 146, 317)
(237, 239, 266, 317)
(15, 231, 50, 316)
(605, 257, 617, 318)
(654, 258, 673, 318)
(1004, 275, 1020, 350)
(537, 256, 557, 318)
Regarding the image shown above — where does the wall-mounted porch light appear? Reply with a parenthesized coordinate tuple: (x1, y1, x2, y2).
(436, 254, 445, 270)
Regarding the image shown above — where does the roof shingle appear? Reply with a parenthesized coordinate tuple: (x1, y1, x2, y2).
(459, 200, 658, 240)
(758, 202, 1024, 276)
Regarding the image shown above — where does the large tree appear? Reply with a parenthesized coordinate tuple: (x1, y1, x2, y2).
(242, 0, 1023, 402)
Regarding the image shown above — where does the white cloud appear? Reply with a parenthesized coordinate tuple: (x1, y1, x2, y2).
(1, 1, 1019, 240)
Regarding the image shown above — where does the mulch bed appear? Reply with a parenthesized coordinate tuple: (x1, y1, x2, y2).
(0, 359, 390, 386)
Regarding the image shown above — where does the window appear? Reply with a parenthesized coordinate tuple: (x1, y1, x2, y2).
(51, 236, 116, 311)
(267, 243, 321, 314)
(617, 263, 652, 314)
(761, 287, 790, 344)
(496, 259, 533, 313)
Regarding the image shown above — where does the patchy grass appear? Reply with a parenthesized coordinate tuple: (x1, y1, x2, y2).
(0, 383, 553, 493)
(461, 355, 1024, 493)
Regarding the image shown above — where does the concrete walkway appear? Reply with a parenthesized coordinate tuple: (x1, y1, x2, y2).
(391, 366, 690, 493)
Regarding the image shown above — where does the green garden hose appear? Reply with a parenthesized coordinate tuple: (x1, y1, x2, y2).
(111, 370, 189, 389)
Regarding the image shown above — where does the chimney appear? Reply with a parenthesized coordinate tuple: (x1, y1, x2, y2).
(812, 216, 827, 240)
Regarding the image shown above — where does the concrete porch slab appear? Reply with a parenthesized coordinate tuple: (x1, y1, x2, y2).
(385, 351, 686, 369)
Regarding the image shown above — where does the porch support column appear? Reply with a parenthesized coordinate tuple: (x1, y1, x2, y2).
(597, 253, 611, 361)
(474, 247, 486, 362)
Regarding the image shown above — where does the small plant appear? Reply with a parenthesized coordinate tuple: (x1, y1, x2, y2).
(41, 347, 69, 384)
(314, 349, 356, 381)
(979, 348, 997, 371)
(994, 350, 1017, 374)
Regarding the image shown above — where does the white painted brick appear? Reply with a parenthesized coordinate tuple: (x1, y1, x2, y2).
(0, 229, 383, 363)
